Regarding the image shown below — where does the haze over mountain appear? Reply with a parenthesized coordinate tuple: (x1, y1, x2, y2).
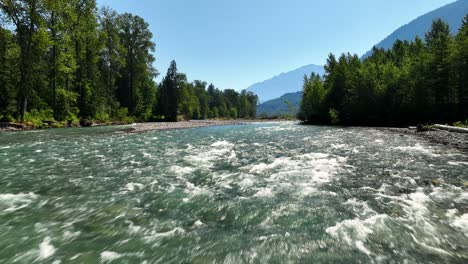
(362, 0, 468, 58)
(257, 92, 302, 116)
(246, 64, 324, 103)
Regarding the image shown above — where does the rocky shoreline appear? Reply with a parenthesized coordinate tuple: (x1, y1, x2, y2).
(377, 127, 468, 152)
(124, 120, 280, 133)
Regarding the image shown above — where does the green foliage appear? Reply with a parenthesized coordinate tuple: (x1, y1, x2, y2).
(298, 73, 325, 123)
(0, 1, 258, 126)
(54, 88, 79, 121)
(328, 109, 340, 125)
(453, 120, 468, 128)
(299, 18, 468, 126)
(25, 109, 55, 128)
(113, 108, 134, 124)
(230, 108, 238, 119)
(156, 63, 257, 121)
(0, 115, 15, 123)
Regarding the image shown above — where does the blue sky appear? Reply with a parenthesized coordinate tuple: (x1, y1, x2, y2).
(97, 0, 455, 90)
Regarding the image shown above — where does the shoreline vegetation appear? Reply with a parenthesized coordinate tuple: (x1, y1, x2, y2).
(298, 17, 468, 128)
(0, 2, 257, 127)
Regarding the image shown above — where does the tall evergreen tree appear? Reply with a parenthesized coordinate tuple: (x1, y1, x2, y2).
(157, 60, 179, 121)
(425, 19, 453, 121)
(117, 13, 156, 116)
(1, 0, 49, 120)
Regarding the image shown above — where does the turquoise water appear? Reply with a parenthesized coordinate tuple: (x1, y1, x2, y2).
(0, 122, 467, 263)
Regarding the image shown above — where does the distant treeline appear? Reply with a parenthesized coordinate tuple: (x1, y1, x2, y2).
(299, 17, 468, 126)
(0, 0, 257, 126)
(156, 60, 258, 122)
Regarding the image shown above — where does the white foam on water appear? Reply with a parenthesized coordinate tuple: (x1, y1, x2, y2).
(100, 251, 122, 263)
(126, 221, 142, 234)
(398, 190, 439, 233)
(248, 157, 291, 174)
(185, 140, 236, 169)
(452, 214, 468, 235)
(406, 191, 430, 215)
(455, 192, 468, 202)
(325, 214, 388, 256)
(254, 188, 274, 198)
(0, 146, 11, 149)
(244, 152, 347, 198)
(145, 227, 186, 242)
(374, 139, 384, 143)
(448, 161, 468, 166)
(446, 209, 458, 219)
(38, 237, 55, 260)
(331, 144, 347, 149)
(255, 125, 299, 133)
(345, 198, 375, 217)
(0, 192, 38, 212)
(410, 234, 453, 256)
(169, 165, 195, 175)
(62, 230, 81, 240)
(238, 175, 255, 188)
(211, 140, 234, 148)
(393, 144, 440, 157)
(122, 183, 144, 192)
(193, 220, 205, 227)
(184, 181, 210, 196)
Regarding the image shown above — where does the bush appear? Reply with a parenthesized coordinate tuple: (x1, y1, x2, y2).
(328, 108, 340, 125)
(94, 111, 111, 123)
(229, 107, 238, 119)
(113, 108, 134, 124)
(0, 115, 15, 122)
(25, 109, 54, 128)
(55, 88, 79, 121)
(453, 120, 468, 128)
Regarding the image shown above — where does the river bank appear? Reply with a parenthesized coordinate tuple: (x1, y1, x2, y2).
(124, 120, 255, 133)
(378, 127, 468, 152)
(0, 119, 286, 133)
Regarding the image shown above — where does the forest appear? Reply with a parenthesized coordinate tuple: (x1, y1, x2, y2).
(299, 16, 468, 127)
(0, 0, 257, 127)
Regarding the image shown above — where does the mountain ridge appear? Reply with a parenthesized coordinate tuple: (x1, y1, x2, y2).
(362, 0, 467, 58)
(256, 92, 302, 116)
(246, 64, 324, 103)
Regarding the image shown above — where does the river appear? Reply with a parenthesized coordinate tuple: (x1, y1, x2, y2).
(0, 122, 467, 263)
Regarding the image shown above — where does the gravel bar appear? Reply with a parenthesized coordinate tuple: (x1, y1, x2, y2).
(377, 127, 468, 152)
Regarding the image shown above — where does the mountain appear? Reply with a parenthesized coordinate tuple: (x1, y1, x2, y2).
(362, 0, 468, 58)
(246, 64, 324, 103)
(256, 92, 302, 117)
(253, 0, 467, 116)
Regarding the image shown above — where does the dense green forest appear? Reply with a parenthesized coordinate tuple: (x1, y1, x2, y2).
(299, 17, 468, 126)
(0, 0, 257, 127)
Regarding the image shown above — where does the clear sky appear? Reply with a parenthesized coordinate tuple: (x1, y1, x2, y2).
(97, 0, 455, 90)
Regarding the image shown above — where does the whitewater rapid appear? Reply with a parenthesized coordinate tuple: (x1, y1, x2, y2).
(0, 122, 467, 263)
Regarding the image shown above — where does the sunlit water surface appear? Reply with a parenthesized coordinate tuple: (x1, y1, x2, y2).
(1, 122, 467, 263)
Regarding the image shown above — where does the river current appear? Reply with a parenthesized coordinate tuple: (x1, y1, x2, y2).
(0, 122, 467, 263)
